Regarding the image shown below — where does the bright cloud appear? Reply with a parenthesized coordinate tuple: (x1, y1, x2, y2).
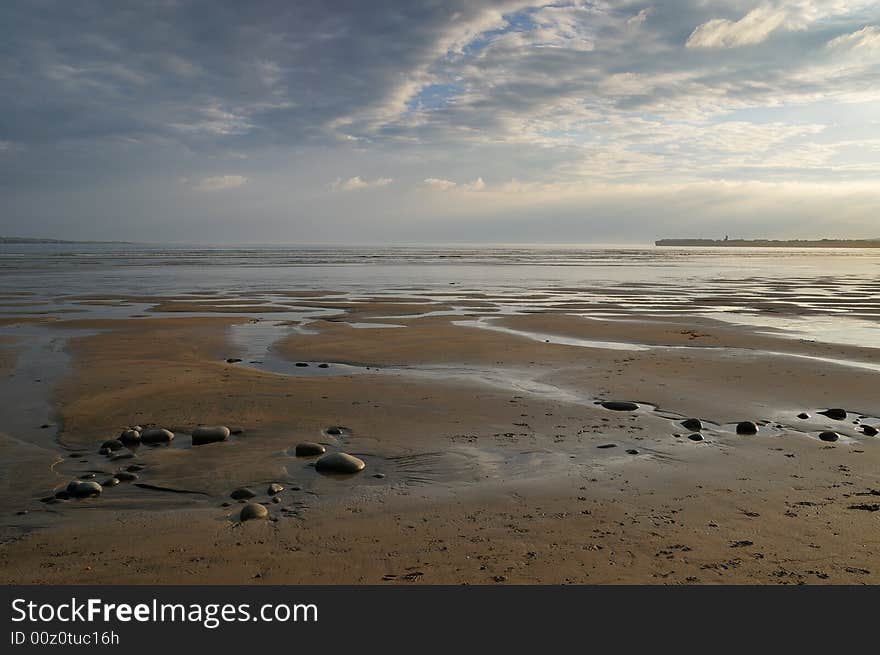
(332, 176, 393, 191)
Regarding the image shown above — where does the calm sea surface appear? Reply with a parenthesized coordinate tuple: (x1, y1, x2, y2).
(1, 243, 878, 347)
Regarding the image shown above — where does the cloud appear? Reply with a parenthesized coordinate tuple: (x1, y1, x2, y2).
(686, 6, 789, 48)
(193, 175, 249, 191)
(826, 25, 880, 53)
(332, 176, 393, 191)
(423, 177, 485, 191)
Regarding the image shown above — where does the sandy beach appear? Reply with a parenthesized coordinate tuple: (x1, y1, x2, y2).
(1, 283, 878, 585)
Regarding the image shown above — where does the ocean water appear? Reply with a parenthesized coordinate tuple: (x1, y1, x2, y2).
(1, 243, 879, 347)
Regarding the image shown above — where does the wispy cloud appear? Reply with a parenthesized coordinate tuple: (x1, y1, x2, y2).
(193, 175, 249, 192)
(332, 176, 393, 191)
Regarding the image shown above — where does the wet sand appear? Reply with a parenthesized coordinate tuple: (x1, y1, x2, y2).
(0, 297, 878, 584)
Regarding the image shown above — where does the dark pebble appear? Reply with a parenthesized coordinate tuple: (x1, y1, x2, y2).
(318, 363, 329, 369)
(141, 428, 174, 444)
(66, 480, 102, 498)
(736, 421, 758, 435)
(240, 503, 268, 521)
(797, 412, 810, 419)
(326, 427, 344, 436)
(267, 483, 283, 495)
(191, 426, 230, 445)
(601, 401, 639, 412)
(115, 471, 139, 482)
(295, 442, 326, 457)
(862, 425, 878, 437)
(225, 358, 242, 363)
(103, 477, 120, 487)
(230, 487, 257, 500)
(315, 452, 366, 474)
(597, 443, 617, 449)
(119, 429, 141, 444)
(681, 418, 702, 431)
(373, 473, 386, 479)
(295, 362, 309, 367)
(101, 439, 125, 451)
(688, 433, 704, 442)
(819, 408, 847, 421)
(818, 431, 839, 442)
(625, 449, 639, 455)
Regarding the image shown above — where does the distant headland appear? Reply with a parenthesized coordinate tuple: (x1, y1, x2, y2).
(0, 236, 131, 245)
(656, 238, 880, 248)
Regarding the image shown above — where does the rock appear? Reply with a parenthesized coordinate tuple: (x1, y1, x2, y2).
(601, 401, 639, 412)
(318, 363, 329, 369)
(688, 433, 704, 442)
(119, 429, 141, 444)
(225, 358, 242, 363)
(140, 428, 174, 444)
(132, 425, 143, 433)
(191, 426, 230, 445)
(315, 452, 366, 474)
(736, 421, 758, 435)
(295, 362, 309, 367)
(797, 412, 810, 420)
(115, 471, 139, 482)
(597, 443, 617, 449)
(862, 425, 879, 437)
(819, 431, 840, 442)
(100, 439, 125, 451)
(625, 448, 639, 455)
(230, 487, 257, 500)
(373, 473, 386, 479)
(267, 483, 283, 495)
(295, 442, 326, 457)
(103, 477, 120, 486)
(240, 503, 268, 521)
(819, 408, 847, 421)
(326, 427, 343, 436)
(66, 480, 102, 498)
(681, 418, 702, 431)
(272, 496, 281, 504)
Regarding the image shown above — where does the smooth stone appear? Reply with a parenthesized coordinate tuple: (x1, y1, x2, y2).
(318, 363, 329, 369)
(103, 477, 120, 487)
(625, 449, 639, 455)
(191, 426, 230, 445)
(67, 480, 103, 498)
(132, 425, 144, 432)
(225, 358, 242, 363)
(597, 443, 617, 449)
(98, 447, 111, 456)
(325, 427, 343, 436)
(230, 487, 257, 500)
(601, 401, 639, 412)
(863, 425, 879, 437)
(100, 439, 125, 451)
(295, 442, 326, 457)
(688, 433, 704, 442)
(819, 431, 840, 442)
(373, 473, 386, 479)
(115, 471, 138, 482)
(271, 496, 281, 504)
(819, 408, 847, 421)
(140, 428, 174, 444)
(797, 412, 810, 420)
(119, 429, 141, 444)
(240, 503, 268, 521)
(295, 362, 309, 367)
(681, 418, 702, 431)
(268, 483, 283, 495)
(315, 452, 366, 474)
(736, 421, 758, 435)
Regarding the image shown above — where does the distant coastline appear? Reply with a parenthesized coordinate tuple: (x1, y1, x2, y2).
(656, 238, 880, 248)
(0, 236, 131, 245)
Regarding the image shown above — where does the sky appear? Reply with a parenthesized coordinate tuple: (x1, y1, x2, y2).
(2, 0, 879, 244)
